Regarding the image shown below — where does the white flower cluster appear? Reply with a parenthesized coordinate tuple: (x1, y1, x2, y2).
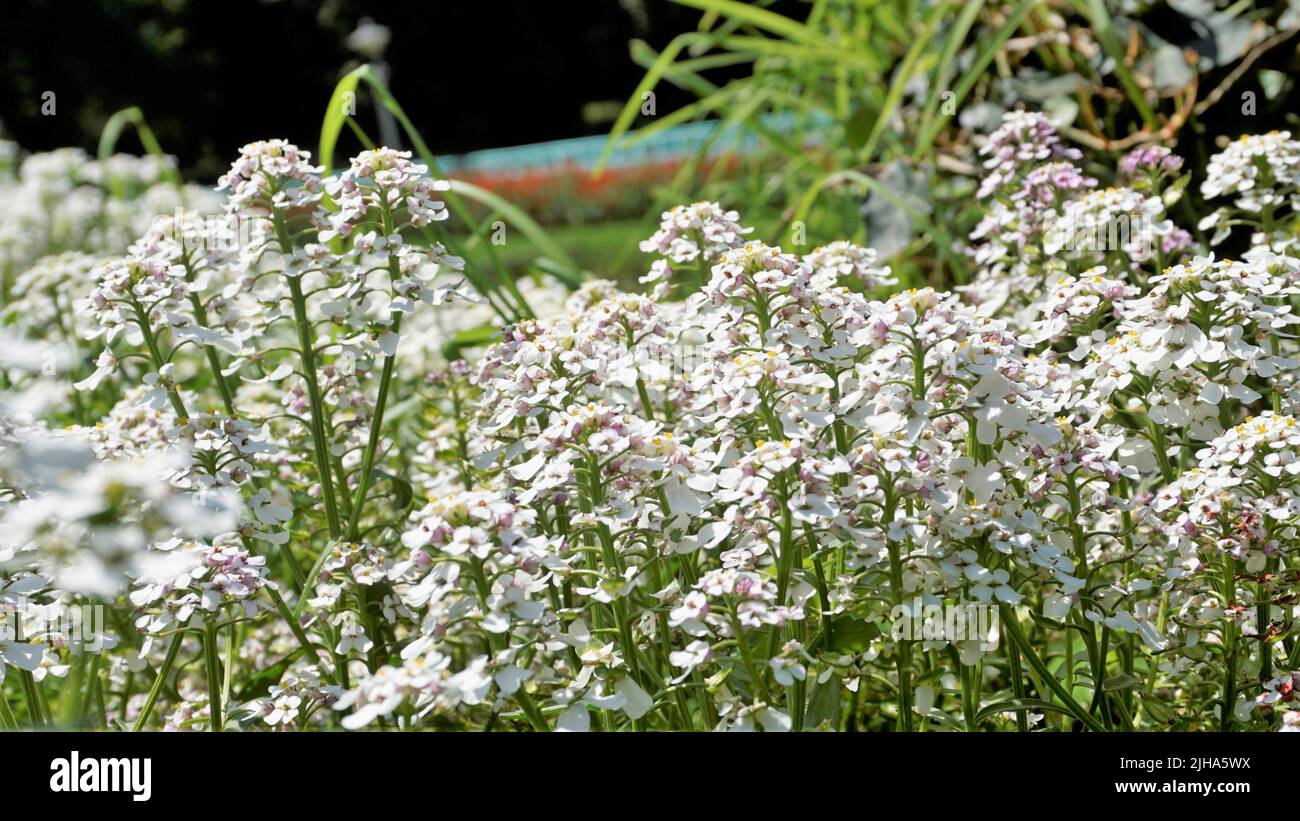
(327, 117, 1300, 732)
(1199, 131, 1300, 251)
(4, 113, 1300, 733)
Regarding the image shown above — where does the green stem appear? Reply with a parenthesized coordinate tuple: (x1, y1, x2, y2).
(181, 269, 237, 416)
(1221, 554, 1239, 732)
(1004, 620, 1029, 732)
(998, 603, 1105, 732)
(222, 621, 238, 721)
(129, 294, 189, 420)
(0, 687, 18, 730)
(1064, 628, 1075, 730)
(80, 653, 103, 728)
(467, 558, 549, 731)
(347, 309, 403, 541)
(286, 273, 342, 539)
(203, 619, 223, 732)
(132, 624, 189, 732)
(19, 669, 45, 727)
(959, 655, 978, 732)
(811, 551, 835, 649)
(729, 611, 772, 703)
(911, 335, 926, 400)
(1258, 569, 1273, 686)
(1148, 421, 1176, 485)
(887, 536, 915, 732)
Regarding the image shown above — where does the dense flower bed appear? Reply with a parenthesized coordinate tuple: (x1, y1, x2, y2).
(3, 113, 1300, 732)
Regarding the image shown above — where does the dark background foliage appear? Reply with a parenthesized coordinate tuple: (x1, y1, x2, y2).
(3, 0, 1300, 222)
(0, 0, 776, 179)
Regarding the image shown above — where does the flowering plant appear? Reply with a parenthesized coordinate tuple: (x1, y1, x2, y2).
(4, 110, 1300, 734)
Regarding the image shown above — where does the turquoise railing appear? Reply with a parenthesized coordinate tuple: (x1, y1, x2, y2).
(436, 112, 821, 176)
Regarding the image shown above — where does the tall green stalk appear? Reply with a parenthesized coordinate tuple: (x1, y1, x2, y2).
(345, 201, 405, 542)
(203, 619, 224, 732)
(132, 624, 189, 732)
(281, 252, 343, 540)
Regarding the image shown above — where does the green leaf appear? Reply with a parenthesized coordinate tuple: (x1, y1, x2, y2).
(913, 0, 1039, 158)
(804, 675, 842, 729)
(1067, 0, 1158, 128)
(98, 107, 180, 192)
(858, 0, 954, 165)
(233, 653, 296, 702)
(916, 0, 986, 144)
(317, 64, 559, 318)
(627, 36, 727, 100)
(872, 0, 909, 42)
(442, 323, 502, 361)
(922, 708, 970, 732)
(1259, 69, 1287, 101)
(615, 84, 748, 152)
(596, 33, 709, 175)
(1162, 172, 1191, 207)
(448, 180, 587, 287)
(371, 468, 414, 511)
(318, 65, 366, 175)
(720, 34, 883, 72)
(827, 615, 881, 653)
(530, 257, 589, 290)
(975, 697, 1069, 722)
(1103, 673, 1142, 692)
(843, 103, 877, 152)
(1141, 694, 1174, 723)
(672, 0, 830, 47)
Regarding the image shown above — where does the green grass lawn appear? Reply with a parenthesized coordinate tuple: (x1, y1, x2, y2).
(489, 217, 656, 289)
